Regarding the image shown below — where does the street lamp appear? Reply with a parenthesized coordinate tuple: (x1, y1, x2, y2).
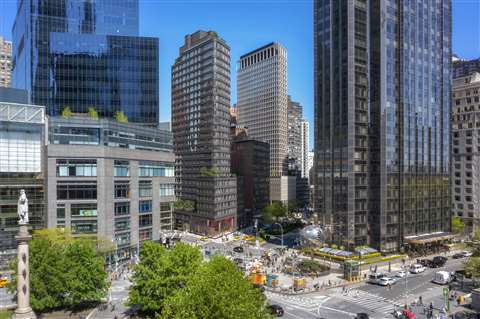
(272, 222, 284, 250)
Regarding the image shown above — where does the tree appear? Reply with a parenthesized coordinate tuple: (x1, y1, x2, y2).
(160, 257, 272, 319)
(61, 106, 72, 118)
(8, 229, 108, 312)
(128, 242, 202, 317)
(87, 107, 99, 119)
(287, 200, 298, 217)
(115, 111, 128, 123)
(464, 257, 480, 278)
(452, 216, 465, 234)
(263, 201, 286, 223)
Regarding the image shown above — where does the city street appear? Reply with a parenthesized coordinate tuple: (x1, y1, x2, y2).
(266, 256, 471, 319)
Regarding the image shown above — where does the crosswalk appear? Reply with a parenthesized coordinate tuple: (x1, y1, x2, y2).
(265, 290, 330, 312)
(336, 289, 401, 316)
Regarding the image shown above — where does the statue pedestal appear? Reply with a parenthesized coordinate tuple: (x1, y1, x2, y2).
(12, 224, 36, 319)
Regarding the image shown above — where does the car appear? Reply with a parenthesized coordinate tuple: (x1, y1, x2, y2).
(378, 277, 396, 286)
(432, 256, 448, 267)
(453, 253, 465, 259)
(367, 273, 385, 284)
(394, 270, 407, 278)
(433, 271, 452, 285)
(233, 258, 243, 264)
(233, 246, 244, 253)
(410, 264, 426, 274)
(462, 251, 473, 257)
(268, 304, 284, 317)
(356, 313, 370, 319)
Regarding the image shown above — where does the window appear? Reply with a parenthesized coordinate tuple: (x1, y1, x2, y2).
(139, 214, 152, 227)
(57, 206, 65, 219)
(139, 200, 152, 213)
(114, 160, 129, 177)
(115, 233, 130, 247)
(160, 202, 172, 211)
(159, 184, 174, 197)
(71, 204, 97, 217)
(139, 228, 152, 241)
(139, 161, 174, 177)
(115, 218, 130, 231)
(71, 220, 97, 234)
(56, 159, 97, 177)
(114, 182, 129, 198)
(57, 182, 97, 200)
(115, 202, 130, 216)
(139, 181, 152, 197)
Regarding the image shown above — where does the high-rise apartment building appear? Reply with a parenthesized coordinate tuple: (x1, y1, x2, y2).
(12, 0, 159, 124)
(453, 57, 480, 79)
(0, 37, 12, 88)
(451, 72, 480, 235)
(301, 120, 309, 178)
(287, 96, 303, 169)
(237, 43, 288, 177)
(172, 31, 237, 236)
(314, 0, 451, 252)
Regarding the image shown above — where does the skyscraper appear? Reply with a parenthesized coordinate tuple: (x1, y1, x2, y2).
(300, 120, 309, 178)
(0, 37, 12, 88)
(12, 0, 159, 124)
(237, 43, 288, 177)
(287, 96, 303, 170)
(172, 31, 237, 236)
(314, 0, 451, 252)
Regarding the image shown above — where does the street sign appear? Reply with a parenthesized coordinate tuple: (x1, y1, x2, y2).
(443, 287, 450, 311)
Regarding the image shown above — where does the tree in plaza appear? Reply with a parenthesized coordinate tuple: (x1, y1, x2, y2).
(8, 228, 108, 312)
(262, 201, 286, 223)
(286, 200, 298, 217)
(463, 257, 480, 278)
(451, 216, 465, 234)
(128, 241, 203, 317)
(160, 256, 272, 319)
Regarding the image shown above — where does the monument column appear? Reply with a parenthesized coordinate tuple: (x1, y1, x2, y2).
(13, 190, 36, 319)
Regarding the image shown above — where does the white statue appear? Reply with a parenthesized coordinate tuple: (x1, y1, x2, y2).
(17, 189, 29, 225)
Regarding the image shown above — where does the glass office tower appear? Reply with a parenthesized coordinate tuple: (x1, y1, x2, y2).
(12, 0, 158, 124)
(314, 0, 451, 252)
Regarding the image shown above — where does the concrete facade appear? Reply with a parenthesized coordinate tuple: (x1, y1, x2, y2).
(270, 176, 296, 204)
(0, 37, 12, 88)
(451, 72, 480, 235)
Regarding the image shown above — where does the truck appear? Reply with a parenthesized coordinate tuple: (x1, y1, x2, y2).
(432, 271, 451, 285)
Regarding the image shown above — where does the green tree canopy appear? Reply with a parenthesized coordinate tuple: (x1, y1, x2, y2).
(115, 111, 128, 123)
(87, 107, 99, 119)
(128, 242, 203, 317)
(160, 257, 272, 319)
(263, 201, 286, 223)
(464, 257, 480, 278)
(61, 106, 72, 118)
(8, 228, 108, 312)
(452, 216, 465, 234)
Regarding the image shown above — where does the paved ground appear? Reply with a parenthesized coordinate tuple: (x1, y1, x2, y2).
(0, 287, 14, 310)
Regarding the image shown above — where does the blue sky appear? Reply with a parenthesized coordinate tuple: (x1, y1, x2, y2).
(1, 0, 479, 149)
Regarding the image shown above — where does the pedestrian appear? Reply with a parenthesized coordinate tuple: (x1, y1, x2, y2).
(419, 295, 423, 305)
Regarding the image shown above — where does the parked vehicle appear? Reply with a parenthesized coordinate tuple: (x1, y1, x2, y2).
(433, 271, 452, 285)
(378, 277, 396, 286)
(233, 246, 244, 253)
(453, 253, 465, 259)
(356, 313, 370, 319)
(410, 264, 426, 274)
(0, 277, 8, 288)
(462, 251, 473, 257)
(395, 270, 407, 278)
(432, 256, 448, 267)
(367, 273, 385, 284)
(268, 304, 284, 317)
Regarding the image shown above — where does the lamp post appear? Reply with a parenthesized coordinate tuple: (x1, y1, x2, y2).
(272, 223, 284, 250)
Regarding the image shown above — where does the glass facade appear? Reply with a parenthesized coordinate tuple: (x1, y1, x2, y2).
(314, 0, 451, 252)
(12, 0, 159, 124)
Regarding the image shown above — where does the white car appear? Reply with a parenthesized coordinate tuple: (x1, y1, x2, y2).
(394, 270, 407, 278)
(410, 264, 426, 274)
(378, 277, 396, 286)
(462, 251, 473, 257)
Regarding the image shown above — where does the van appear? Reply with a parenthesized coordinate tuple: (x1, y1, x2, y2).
(433, 271, 451, 285)
(367, 273, 385, 284)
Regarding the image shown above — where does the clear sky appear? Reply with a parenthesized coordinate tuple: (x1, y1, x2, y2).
(1, 0, 479, 149)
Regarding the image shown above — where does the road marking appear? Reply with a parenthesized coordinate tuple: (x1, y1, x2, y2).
(285, 310, 307, 319)
(317, 304, 356, 317)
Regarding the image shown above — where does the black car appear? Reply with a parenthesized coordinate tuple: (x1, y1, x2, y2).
(433, 256, 448, 267)
(233, 258, 243, 264)
(356, 313, 370, 319)
(453, 253, 465, 259)
(233, 246, 244, 253)
(268, 304, 284, 317)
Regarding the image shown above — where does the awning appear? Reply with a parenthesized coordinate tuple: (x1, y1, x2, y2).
(405, 232, 455, 245)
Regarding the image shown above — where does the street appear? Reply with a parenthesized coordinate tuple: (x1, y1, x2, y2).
(266, 256, 470, 319)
